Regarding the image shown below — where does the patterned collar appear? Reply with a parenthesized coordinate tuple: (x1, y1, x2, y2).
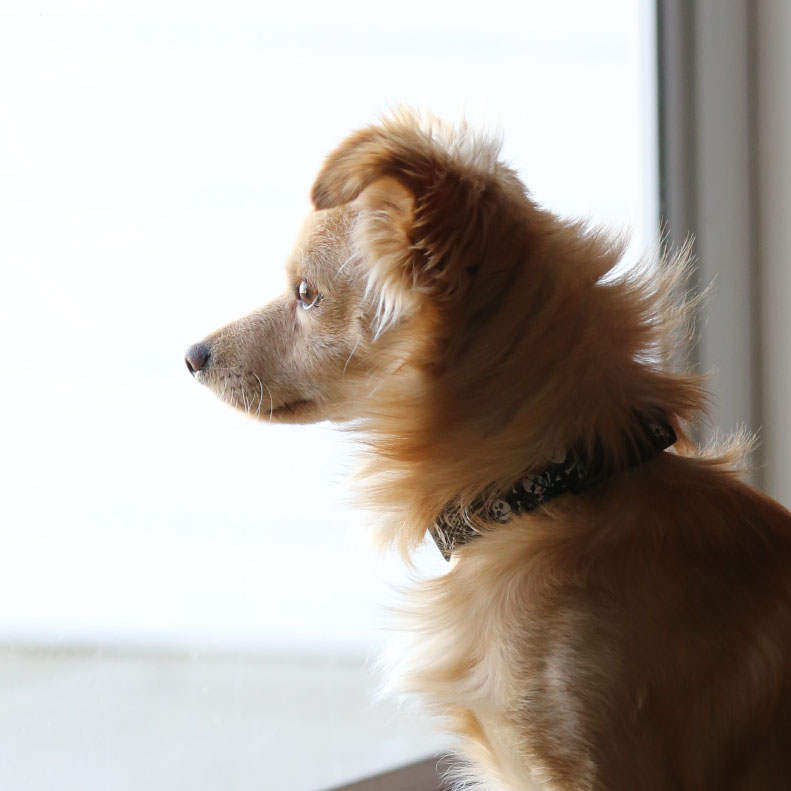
(429, 414, 677, 560)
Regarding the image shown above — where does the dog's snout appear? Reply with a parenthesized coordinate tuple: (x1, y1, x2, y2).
(185, 342, 211, 376)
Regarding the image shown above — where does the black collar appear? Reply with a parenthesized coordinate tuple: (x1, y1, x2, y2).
(429, 415, 677, 560)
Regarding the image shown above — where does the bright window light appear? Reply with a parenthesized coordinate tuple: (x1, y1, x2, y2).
(0, 1, 656, 787)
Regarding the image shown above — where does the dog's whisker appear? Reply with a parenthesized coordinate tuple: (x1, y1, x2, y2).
(337, 253, 356, 276)
(262, 381, 274, 422)
(253, 377, 262, 417)
(343, 338, 360, 376)
(253, 374, 265, 418)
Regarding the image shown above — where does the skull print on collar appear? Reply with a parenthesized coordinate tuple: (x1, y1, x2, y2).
(429, 414, 677, 561)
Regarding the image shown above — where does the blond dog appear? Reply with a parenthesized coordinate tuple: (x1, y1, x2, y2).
(186, 112, 791, 790)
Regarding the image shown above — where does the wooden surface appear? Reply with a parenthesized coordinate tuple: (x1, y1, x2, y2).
(324, 756, 452, 791)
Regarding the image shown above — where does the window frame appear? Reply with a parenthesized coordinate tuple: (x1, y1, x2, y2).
(657, 0, 790, 506)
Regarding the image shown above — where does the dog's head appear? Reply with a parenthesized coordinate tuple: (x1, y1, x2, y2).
(185, 111, 533, 425)
(186, 111, 704, 549)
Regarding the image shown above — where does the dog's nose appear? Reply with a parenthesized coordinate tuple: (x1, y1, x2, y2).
(185, 342, 211, 376)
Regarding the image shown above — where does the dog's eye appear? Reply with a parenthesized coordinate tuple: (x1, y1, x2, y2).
(296, 279, 320, 309)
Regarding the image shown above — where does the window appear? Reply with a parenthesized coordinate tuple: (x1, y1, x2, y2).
(0, 2, 658, 788)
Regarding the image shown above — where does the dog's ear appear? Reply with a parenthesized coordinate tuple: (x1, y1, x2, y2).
(312, 114, 508, 331)
(311, 124, 409, 211)
(352, 176, 420, 334)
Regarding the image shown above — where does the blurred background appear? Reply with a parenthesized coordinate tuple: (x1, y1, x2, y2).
(0, 1, 787, 789)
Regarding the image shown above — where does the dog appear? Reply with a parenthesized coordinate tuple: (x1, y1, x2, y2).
(185, 111, 791, 790)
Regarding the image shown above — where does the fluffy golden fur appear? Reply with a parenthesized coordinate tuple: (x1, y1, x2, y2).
(186, 111, 791, 790)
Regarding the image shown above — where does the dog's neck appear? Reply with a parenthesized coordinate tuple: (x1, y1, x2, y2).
(429, 413, 677, 560)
